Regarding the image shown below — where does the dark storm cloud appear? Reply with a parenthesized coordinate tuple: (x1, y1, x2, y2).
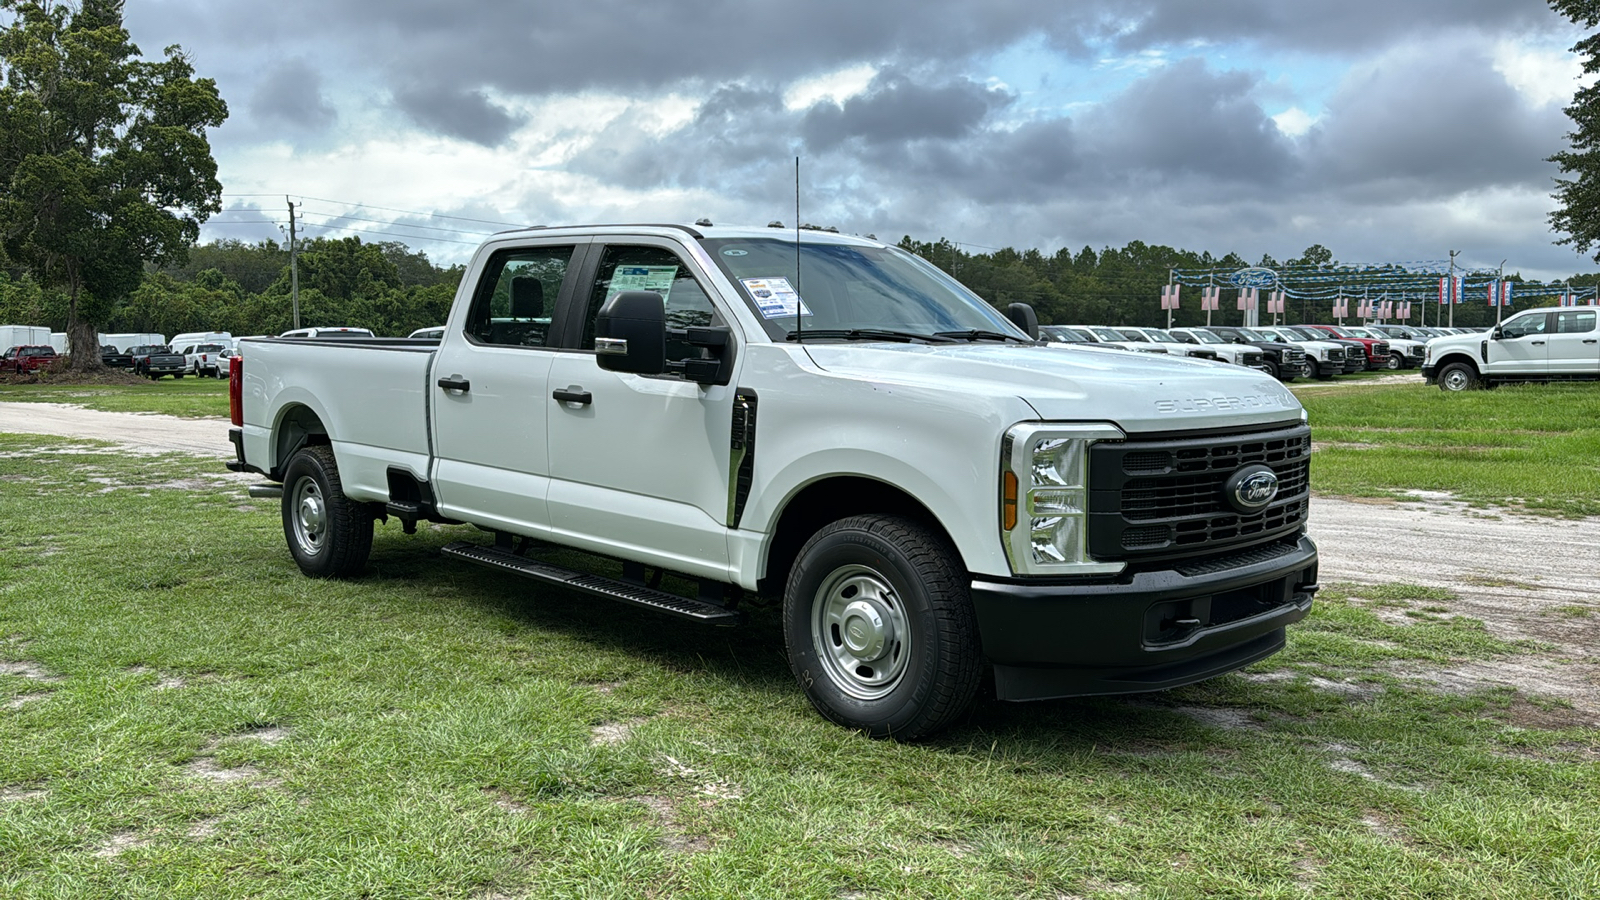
(391, 84, 524, 146)
(1079, 58, 1294, 184)
(249, 59, 336, 133)
(801, 73, 1013, 149)
(1303, 46, 1568, 198)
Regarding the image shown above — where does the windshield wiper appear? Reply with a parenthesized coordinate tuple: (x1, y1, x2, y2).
(932, 329, 1031, 343)
(785, 328, 956, 344)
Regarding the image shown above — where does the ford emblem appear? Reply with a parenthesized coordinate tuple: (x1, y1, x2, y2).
(1223, 464, 1279, 513)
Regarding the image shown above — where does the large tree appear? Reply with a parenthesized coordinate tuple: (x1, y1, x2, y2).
(0, 0, 226, 368)
(1549, 0, 1600, 260)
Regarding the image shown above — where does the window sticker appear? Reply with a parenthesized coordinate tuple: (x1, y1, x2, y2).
(606, 264, 678, 304)
(741, 277, 811, 319)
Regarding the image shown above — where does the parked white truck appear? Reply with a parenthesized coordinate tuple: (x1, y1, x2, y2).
(228, 223, 1319, 739)
(1423, 307, 1600, 391)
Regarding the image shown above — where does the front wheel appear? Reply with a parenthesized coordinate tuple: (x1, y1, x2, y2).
(782, 515, 982, 740)
(1438, 361, 1480, 392)
(1385, 353, 1402, 370)
(1262, 360, 1280, 380)
(281, 444, 373, 577)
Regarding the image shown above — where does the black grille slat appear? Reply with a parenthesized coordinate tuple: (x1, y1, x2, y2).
(1089, 423, 1311, 562)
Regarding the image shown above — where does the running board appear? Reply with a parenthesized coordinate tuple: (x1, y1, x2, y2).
(441, 542, 743, 626)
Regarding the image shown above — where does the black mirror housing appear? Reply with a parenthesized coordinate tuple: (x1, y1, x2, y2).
(596, 291, 667, 375)
(1005, 303, 1040, 341)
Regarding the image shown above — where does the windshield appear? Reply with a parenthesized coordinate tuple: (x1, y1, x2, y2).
(1254, 330, 1288, 342)
(1181, 329, 1224, 344)
(1234, 328, 1269, 341)
(1086, 327, 1125, 341)
(1344, 327, 1373, 338)
(1143, 328, 1177, 342)
(1282, 327, 1320, 340)
(702, 238, 1025, 342)
(1115, 329, 1152, 342)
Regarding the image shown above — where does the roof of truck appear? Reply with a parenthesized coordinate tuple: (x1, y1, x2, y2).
(488, 222, 886, 247)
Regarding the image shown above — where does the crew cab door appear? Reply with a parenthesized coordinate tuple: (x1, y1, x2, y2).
(1547, 309, 1600, 375)
(430, 241, 585, 536)
(544, 239, 741, 580)
(1485, 311, 1550, 374)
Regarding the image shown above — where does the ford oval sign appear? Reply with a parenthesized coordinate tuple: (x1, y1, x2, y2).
(1223, 464, 1280, 513)
(1228, 267, 1279, 289)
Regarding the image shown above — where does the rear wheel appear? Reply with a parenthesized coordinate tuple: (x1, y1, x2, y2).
(1438, 361, 1480, 392)
(281, 444, 373, 577)
(782, 515, 981, 740)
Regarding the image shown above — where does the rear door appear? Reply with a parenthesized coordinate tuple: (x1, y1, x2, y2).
(1547, 309, 1600, 375)
(430, 239, 587, 537)
(544, 237, 742, 580)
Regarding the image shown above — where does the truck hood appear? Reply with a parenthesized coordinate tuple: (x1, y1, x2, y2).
(800, 342, 1303, 433)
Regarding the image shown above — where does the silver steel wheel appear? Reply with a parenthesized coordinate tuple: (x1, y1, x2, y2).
(1301, 359, 1316, 378)
(1441, 365, 1474, 392)
(1385, 353, 1402, 370)
(289, 475, 328, 557)
(811, 564, 912, 700)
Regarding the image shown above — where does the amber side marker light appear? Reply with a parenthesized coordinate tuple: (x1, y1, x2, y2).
(1002, 470, 1018, 531)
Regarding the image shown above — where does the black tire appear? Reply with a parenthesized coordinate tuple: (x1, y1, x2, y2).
(1315, 361, 1335, 380)
(1262, 360, 1279, 380)
(1299, 359, 1316, 379)
(1438, 361, 1480, 392)
(175, 372, 185, 379)
(1385, 352, 1402, 370)
(782, 515, 982, 740)
(281, 444, 373, 578)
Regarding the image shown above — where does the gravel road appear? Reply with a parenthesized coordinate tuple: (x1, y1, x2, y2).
(3, 399, 1595, 718)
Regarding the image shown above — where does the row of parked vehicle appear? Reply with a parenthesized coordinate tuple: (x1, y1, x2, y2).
(1038, 322, 1478, 381)
(98, 327, 379, 380)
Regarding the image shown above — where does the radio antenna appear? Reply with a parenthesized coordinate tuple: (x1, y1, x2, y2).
(794, 156, 802, 344)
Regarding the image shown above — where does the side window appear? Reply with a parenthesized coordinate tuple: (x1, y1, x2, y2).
(580, 245, 720, 362)
(465, 245, 575, 347)
(1556, 310, 1596, 334)
(1501, 314, 1548, 339)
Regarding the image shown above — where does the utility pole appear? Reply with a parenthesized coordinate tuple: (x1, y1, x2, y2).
(1166, 266, 1174, 329)
(1447, 250, 1459, 328)
(287, 196, 301, 331)
(1496, 259, 1507, 326)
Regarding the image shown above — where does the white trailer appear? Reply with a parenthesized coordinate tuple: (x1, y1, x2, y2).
(0, 325, 51, 350)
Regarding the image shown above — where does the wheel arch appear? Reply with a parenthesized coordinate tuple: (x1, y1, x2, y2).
(759, 475, 955, 597)
(1432, 351, 1481, 377)
(269, 402, 332, 479)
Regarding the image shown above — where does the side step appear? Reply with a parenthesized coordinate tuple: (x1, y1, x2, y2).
(441, 542, 744, 626)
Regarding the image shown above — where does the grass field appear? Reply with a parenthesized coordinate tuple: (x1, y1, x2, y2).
(1295, 380, 1600, 517)
(1, 434, 1596, 898)
(0, 376, 230, 419)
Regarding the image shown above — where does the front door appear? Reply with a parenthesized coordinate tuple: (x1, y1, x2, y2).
(545, 240, 741, 580)
(1484, 312, 1549, 375)
(431, 242, 581, 537)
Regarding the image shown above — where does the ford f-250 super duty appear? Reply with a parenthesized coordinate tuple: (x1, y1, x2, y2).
(228, 223, 1319, 739)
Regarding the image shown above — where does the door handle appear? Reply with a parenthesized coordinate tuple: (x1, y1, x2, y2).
(437, 375, 471, 392)
(552, 388, 592, 405)
(1585, 339, 1597, 344)
(1532, 341, 1545, 346)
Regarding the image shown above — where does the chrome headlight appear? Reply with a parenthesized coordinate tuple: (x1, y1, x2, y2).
(1000, 423, 1126, 576)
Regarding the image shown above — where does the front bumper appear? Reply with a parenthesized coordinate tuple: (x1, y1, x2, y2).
(970, 535, 1318, 700)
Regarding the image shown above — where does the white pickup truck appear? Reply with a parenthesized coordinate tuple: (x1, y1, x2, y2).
(228, 223, 1319, 739)
(1423, 307, 1600, 391)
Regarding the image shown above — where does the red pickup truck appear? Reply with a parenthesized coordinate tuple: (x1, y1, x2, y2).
(1302, 325, 1390, 370)
(2, 345, 57, 374)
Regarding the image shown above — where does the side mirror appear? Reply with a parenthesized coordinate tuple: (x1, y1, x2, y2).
(595, 291, 667, 375)
(1490, 326, 1503, 340)
(1005, 303, 1039, 341)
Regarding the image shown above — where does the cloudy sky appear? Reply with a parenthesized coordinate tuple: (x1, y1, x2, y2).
(120, 0, 1587, 281)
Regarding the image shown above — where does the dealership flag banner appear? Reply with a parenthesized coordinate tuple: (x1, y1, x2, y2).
(1333, 297, 1348, 317)
(1160, 284, 1180, 309)
(1501, 281, 1513, 308)
(1453, 276, 1464, 303)
(1400, 301, 1411, 318)
(1267, 291, 1285, 313)
(1437, 277, 1448, 305)
(1201, 286, 1220, 310)
(1237, 288, 1258, 311)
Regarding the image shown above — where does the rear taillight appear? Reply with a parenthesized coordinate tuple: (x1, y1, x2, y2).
(229, 356, 243, 426)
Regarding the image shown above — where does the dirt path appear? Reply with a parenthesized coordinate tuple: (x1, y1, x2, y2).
(4, 399, 1596, 718)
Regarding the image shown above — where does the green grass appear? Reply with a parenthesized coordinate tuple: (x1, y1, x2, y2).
(2, 433, 1596, 899)
(0, 377, 229, 418)
(1296, 381, 1600, 517)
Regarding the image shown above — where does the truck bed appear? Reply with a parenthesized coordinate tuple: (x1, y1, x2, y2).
(240, 337, 437, 502)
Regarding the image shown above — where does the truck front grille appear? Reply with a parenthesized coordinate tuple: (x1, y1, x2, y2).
(1087, 423, 1312, 562)
(1241, 351, 1263, 367)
